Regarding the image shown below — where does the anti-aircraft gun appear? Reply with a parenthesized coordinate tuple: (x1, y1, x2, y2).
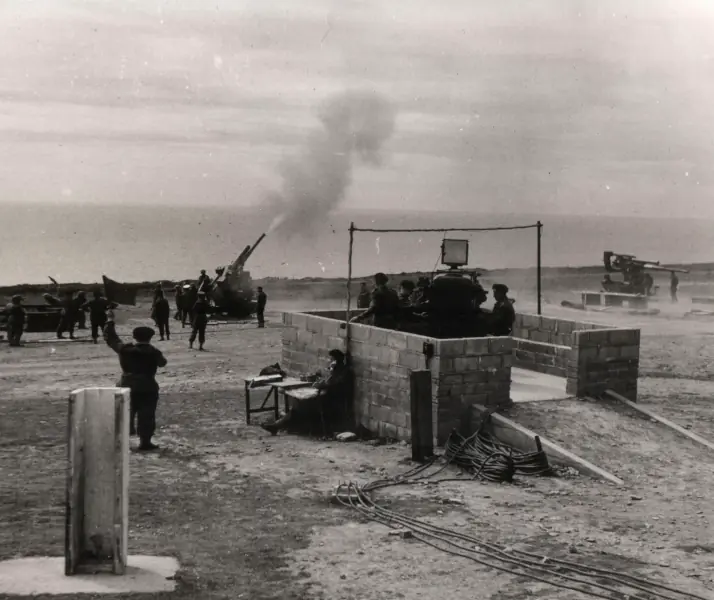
(209, 233, 266, 318)
(602, 251, 688, 296)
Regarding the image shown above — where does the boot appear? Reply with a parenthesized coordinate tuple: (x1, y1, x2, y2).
(199, 344, 204, 351)
(137, 439, 159, 451)
(189, 341, 193, 349)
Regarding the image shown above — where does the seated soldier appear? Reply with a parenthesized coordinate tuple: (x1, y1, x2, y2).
(261, 349, 352, 436)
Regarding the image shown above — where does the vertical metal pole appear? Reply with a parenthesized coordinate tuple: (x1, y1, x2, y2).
(536, 221, 542, 316)
(410, 370, 433, 462)
(345, 223, 355, 352)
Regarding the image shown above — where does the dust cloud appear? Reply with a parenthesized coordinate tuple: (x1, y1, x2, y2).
(266, 90, 396, 237)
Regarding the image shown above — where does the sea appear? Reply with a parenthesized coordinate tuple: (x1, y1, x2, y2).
(1, 202, 713, 286)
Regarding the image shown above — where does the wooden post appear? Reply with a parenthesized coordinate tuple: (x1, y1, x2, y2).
(410, 370, 433, 462)
(65, 387, 130, 576)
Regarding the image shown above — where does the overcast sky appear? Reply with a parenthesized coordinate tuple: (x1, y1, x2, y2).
(1, 0, 713, 218)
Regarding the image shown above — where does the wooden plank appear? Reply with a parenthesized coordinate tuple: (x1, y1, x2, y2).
(65, 390, 86, 575)
(65, 387, 130, 575)
(472, 405, 624, 485)
(604, 389, 714, 453)
(410, 370, 433, 462)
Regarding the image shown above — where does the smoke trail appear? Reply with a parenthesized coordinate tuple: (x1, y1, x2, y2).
(266, 90, 396, 237)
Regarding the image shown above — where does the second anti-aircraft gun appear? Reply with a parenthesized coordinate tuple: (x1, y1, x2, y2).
(602, 251, 688, 296)
(209, 233, 266, 318)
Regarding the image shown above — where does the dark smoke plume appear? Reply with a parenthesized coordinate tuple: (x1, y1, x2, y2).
(266, 90, 396, 236)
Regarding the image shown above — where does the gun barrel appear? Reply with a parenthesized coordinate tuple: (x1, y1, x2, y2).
(248, 233, 267, 256)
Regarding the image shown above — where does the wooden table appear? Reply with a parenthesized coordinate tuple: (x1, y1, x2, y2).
(244, 377, 312, 425)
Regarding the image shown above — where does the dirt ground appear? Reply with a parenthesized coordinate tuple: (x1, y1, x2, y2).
(1, 300, 714, 599)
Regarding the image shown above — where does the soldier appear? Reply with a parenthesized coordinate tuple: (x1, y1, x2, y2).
(173, 285, 184, 322)
(670, 271, 679, 303)
(53, 290, 78, 339)
(398, 280, 415, 306)
(4, 295, 26, 347)
(261, 349, 352, 436)
(74, 291, 87, 330)
(189, 290, 210, 350)
(256, 286, 267, 328)
(81, 289, 117, 344)
(152, 283, 163, 306)
(182, 284, 198, 328)
(411, 277, 431, 306)
(196, 270, 212, 294)
(490, 283, 516, 336)
(152, 290, 171, 341)
(357, 282, 371, 309)
(350, 272, 400, 329)
(104, 321, 167, 451)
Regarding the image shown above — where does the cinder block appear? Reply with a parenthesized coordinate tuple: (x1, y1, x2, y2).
(597, 346, 621, 360)
(464, 337, 490, 355)
(387, 331, 409, 350)
(502, 355, 514, 368)
(462, 371, 489, 384)
(350, 325, 371, 342)
(488, 337, 514, 355)
(383, 422, 398, 439)
(440, 373, 464, 386)
(529, 330, 552, 344)
(406, 334, 430, 352)
(608, 329, 640, 346)
(555, 319, 575, 335)
(398, 351, 424, 370)
(479, 356, 503, 369)
(453, 357, 481, 371)
(619, 345, 640, 360)
(574, 330, 606, 348)
(305, 317, 324, 334)
(437, 339, 467, 357)
(369, 328, 389, 346)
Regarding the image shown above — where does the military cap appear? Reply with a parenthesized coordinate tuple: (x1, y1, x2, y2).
(492, 283, 509, 294)
(132, 326, 155, 342)
(328, 349, 346, 361)
(11, 294, 22, 302)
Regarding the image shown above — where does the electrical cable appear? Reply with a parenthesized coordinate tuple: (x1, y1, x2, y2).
(333, 427, 710, 600)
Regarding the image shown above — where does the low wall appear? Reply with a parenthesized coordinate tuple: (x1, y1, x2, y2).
(281, 310, 513, 444)
(280, 309, 641, 444)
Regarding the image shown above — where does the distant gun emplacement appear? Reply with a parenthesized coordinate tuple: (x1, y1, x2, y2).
(563, 251, 689, 313)
(208, 233, 267, 318)
(602, 251, 688, 297)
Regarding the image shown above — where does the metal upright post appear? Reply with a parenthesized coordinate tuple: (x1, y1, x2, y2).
(536, 221, 543, 315)
(345, 223, 355, 354)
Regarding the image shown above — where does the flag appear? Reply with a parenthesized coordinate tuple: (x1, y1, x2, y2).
(102, 275, 137, 306)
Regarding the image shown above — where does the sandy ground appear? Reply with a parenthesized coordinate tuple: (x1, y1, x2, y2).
(1, 300, 714, 599)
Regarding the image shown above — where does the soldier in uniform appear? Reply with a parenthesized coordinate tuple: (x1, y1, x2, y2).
(81, 289, 117, 344)
(51, 290, 78, 339)
(104, 321, 167, 451)
(350, 272, 400, 329)
(196, 270, 212, 294)
(256, 286, 267, 328)
(411, 277, 431, 305)
(182, 284, 198, 327)
(74, 291, 87, 330)
(189, 290, 210, 350)
(152, 290, 171, 341)
(261, 349, 353, 436)
(670, 271, 679, 303)
(398, 280, 415, 306)
(357, 282, 371, 309)
(173, 285, 184, 322)
(490, 283, 516, 336)
(4, 295, 26, 347)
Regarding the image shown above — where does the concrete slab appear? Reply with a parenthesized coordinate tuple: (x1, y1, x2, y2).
(510, 367, 570, 403)
(0, 555, 179, 596)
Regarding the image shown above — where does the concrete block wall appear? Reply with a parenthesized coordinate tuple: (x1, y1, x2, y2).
(511, 313, 608, 378)
(566, 328, 640, 400)
(281, 310, 514, 444)
(433, 337, 514, 444)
